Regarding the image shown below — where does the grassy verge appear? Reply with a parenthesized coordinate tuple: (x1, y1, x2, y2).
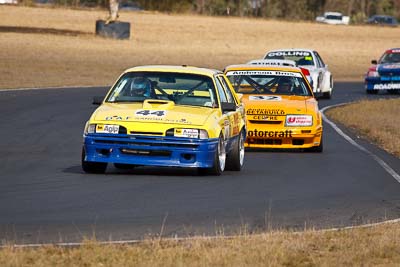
(1, 222, 400, 266)
(1, 6, 400, 89)
(326, 98, 400, 158)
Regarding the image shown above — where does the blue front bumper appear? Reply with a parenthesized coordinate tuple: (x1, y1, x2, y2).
(365, 77, 400, 90)
(83, 134, 219, 168)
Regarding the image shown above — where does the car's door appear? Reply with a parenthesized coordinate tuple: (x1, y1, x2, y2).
(215, 75, 241, 141)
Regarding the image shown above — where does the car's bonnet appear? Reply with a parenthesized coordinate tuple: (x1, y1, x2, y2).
(242, 95, 312, 115)
(92, 100, 216, 126)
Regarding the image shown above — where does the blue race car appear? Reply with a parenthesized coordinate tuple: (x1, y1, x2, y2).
(365, 48, 400, 94)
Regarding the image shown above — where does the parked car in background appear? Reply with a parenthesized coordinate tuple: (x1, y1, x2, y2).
(316, 12, 350, 25)
(365, 48, 400, 94)
(82, 65, 246, 175)
(263, 49, 333, 98)
(0, 0, 18, 4)
(367, 15, 398, 26)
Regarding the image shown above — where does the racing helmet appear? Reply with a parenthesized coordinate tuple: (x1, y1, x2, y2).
(130, 77, 151, 97)
(276, 77, 293, 93)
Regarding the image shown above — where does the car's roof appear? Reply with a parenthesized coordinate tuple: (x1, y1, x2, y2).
(124, 65, 221, 76)
(325, 12, 343, 16)
(224, 64, 302, 73)
(266, 48, 314, 53)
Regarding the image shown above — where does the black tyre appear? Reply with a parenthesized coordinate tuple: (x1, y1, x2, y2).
(306, 136, 323, 153)
(322, 90, 332, 99)
(225, 130, 245, 171)
(198, 135, 226, 176)
(81, 147, 107, 174)
(388, 89, 399, 94)
(366, 89, 378, 94)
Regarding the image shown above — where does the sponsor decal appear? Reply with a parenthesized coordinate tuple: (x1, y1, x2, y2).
(267, 51, 311, 57)
(373, 83, 400, 90)
(247, 129, 293, 138)
(174, 128, 199, 138)
(381, 64, 400, 69)
(225, 70, 301, 78)
(249, 95, 282, 101)
(286, 115, 312, 126)
(247, 108, 285, 115)
(96, 124, 119, 134)
(252, 115, 278, 121)
(135, 110, 166, 117)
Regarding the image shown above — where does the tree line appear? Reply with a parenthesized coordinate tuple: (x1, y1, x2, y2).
(24, 0, 400, 23)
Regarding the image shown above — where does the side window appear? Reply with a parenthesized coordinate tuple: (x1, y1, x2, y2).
(215, 77, 228, 103)
(314, 52, 325, 67)
(218, 76, 236, 104)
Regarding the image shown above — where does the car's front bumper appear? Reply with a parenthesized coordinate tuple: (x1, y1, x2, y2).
(83, 134, 219, 168)
(365, 77, 400, 90)
(244, 127, 322, 149)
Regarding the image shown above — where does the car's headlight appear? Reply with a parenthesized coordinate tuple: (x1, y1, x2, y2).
(286, 115, 313, 126)
(84, 123, 96, 134)
(167, 128, 209, 139)
(367, 70, 379, 77)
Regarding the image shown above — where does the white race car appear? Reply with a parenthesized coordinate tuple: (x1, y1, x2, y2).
(263, 49, 333, 99)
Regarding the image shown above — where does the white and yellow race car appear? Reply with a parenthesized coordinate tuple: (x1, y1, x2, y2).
(224, 64, 323, 152)
(82, 65, 246, 175)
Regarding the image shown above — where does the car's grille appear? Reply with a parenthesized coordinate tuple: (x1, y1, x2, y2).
(248, 139, 282, 145)
(120, 148, 171, 157)
(93, 138, 199, 149)
(130, 131, 164, 135)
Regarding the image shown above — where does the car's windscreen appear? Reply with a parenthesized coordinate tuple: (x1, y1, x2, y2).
(380, 52, 400, 64)
(106, 72, 218, 108)
(264, 51, 314, 66)
(225, 70, 312, 96)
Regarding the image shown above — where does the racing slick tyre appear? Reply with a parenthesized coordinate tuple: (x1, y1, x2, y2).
(225, 130, 245, 171)
(366, 90, 378, 94)
(198, 134, 226, 176)
(114, 163, 135, 169)
(306, 137, 323, 153)
(81, 147, 107, 174)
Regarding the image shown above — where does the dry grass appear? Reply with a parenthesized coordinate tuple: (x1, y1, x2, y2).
(1, 5, 400, 89)
(326, 98, 400, 157)
(1, 222, 400, 266)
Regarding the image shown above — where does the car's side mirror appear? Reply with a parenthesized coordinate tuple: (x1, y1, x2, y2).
(371, 59, 378, 65)
(92, 96, 104, 105)
(221, 102, 236, 113)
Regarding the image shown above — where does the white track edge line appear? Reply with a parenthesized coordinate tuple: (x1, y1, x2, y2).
(321, 103, 400, 183)
(4, 218, 400, 249)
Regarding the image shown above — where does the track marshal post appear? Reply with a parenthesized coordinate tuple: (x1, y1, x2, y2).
(95, 0, 130, 40)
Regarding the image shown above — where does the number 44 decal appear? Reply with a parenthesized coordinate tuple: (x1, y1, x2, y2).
(135, 110, 166, 117)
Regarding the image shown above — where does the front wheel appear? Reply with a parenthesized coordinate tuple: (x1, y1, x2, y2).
(198, 135, 226, 176)
(225, 130, 245, 171)
(81, 147, 107, 174)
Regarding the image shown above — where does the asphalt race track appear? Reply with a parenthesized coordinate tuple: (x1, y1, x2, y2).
(1, 82, 400, 244)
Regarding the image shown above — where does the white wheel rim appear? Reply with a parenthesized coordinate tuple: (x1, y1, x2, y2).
(218, 138, 226, 171)
(239, 133, 245, 166)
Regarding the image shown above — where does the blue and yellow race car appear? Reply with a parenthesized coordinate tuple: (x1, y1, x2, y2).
(82, 65, 246, 175)
(365, 48, 400, 94)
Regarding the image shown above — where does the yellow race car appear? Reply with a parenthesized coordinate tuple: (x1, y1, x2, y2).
(224, 64, 323, 152)
(82, 65, 246, 175)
